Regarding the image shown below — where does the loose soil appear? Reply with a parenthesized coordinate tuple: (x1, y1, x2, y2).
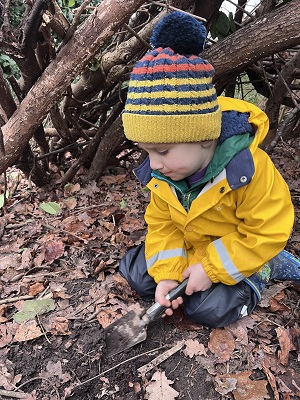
(0, 137, 299, 400)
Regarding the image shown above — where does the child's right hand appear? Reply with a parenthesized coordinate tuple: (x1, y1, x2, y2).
(155, 279, 183, 316)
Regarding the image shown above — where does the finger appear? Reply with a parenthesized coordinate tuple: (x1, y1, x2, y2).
(185, 286, 194, 296)
(156, 296, 171, 308)
(177, 296, 183, 305)
(164, 307, 173, 317)
(171, 297, 183, 309)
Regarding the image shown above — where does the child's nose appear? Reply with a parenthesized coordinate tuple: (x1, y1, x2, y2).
(149, 155, 163, 171)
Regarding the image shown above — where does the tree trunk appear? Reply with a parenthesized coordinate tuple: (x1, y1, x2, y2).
(0, 0, 147, 174)
(202, 1, 300, 91)
(1, 0, 300, 176)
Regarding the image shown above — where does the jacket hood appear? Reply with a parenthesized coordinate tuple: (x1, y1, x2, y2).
(218, 96, 269, 150)
(134, 97, 269, 187)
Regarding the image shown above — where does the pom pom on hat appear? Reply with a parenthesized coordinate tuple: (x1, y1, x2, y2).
(122, 12, 221, 144)
(151, 11, 207, 55)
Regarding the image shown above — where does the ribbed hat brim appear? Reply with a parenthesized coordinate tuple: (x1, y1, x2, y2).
(122, 108, 222, 143)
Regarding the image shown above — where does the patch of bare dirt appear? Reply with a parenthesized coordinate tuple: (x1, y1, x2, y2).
(0, 137, 299, 400)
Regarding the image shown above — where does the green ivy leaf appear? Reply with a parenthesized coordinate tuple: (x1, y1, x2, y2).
(13, 299, 56, 323)
(215, 11, 231, 36)
(228, 12, 236, 33)
(120, 199, 126, 209)
(40, 201, 61, 215)
(210, 18, 218, 40)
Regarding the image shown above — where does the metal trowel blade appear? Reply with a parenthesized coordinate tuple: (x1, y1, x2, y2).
(104, 310, 148, 356)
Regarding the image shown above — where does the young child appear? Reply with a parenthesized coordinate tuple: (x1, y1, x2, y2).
(119, 11, 300, 327)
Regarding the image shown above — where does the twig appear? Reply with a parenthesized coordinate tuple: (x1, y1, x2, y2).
(15, 376, 60, 400)
(265, 107, 300, 153)
(35, 141, 89, 161)
(137, 341, 184, 377)
(148, 1, 207, 22)
(37, 314, 52, 344)
(0, 389, 28, 399)
(42, 222, 89, 244)
(70, 345, 169, 392)
(0, 295, 34, 305)
(225, 0, 255, 20)
(123, 23, 152, 49)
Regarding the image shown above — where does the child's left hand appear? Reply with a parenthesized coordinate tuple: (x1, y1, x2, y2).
(182, 263, 213, 295)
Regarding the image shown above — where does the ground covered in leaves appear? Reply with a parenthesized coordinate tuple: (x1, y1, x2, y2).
(0, 137, 300, 400)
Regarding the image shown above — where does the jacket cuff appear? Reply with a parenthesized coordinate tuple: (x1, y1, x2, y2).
(152, 272, 183, 284)
(201, 257, 219, 283)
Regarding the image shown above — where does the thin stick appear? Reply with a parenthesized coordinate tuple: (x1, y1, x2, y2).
(0, 295, 34, 305)
(137, 341, 184, 376)
(149, 1, 207, 22)
(0, 389, 28, 399)
(71, 345, 169, 390)
(15, 376, 60, 399)
(123, 23, 152, 49)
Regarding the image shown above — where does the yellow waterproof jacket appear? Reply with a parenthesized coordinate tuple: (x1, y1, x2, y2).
(135, 97, 294, 285)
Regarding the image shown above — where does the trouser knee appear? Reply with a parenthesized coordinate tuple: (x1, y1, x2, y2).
(119, 244, 156, 301)
(184, 282, 259, 328)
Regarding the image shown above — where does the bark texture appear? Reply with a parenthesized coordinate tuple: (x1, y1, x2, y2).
(0, 0, 147, 174)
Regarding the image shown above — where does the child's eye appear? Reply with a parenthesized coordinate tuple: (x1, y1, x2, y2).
(158, 150, 168, 155)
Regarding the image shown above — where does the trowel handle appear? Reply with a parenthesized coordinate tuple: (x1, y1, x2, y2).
(145, 279, 188, 321)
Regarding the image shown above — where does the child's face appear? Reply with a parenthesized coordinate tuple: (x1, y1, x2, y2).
(138, 141, 216, 181)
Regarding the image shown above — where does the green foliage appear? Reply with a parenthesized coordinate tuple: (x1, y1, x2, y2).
(13, 299, 56, 323)
(210, 11, 236, 40)
(0, 54, 20, 78)
(40, 201, 62, 215)
(120, 198, 126, 209)
(234, 73, 264, 106)
(57, 0, 102, 21)
(0, 0, 25, 28)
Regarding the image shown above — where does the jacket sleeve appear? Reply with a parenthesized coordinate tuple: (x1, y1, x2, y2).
(200, 149, 294, 285)
(144, 190, 188, 283)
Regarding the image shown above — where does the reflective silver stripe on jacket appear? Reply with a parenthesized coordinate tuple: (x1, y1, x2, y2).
(146, 248, 187, 270)
(213, 239, 245, 282)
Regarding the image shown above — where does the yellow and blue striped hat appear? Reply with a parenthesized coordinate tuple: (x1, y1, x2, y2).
(122, 11, 222, 144)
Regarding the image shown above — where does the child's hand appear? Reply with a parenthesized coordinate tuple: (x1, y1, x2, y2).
(155, 280, 183, 316)
(182, 263, 212, 295)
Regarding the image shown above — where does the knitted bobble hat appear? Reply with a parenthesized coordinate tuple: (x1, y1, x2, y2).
(122, 11, 222, 144)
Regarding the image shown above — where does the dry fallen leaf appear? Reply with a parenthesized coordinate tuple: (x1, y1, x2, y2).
(234, 371, 269, 400)
(145, 370, 179, 400)
(0, 305, 8, 323)
(183, 338, 207, 358)
(276, 367, 300, 397)
(269, 290, 290, 313)
(208, 328, 235, 362)
(14, 320, 43, 342)
(259, 283, 289, 308)
(276, 326, 296, 366)
(262, 361, 280, 400)
(44, 239, 65, 263)
(97, 309, 120, 328)
(49, 316, 71, 335)
(0, 364, 22, 390)
(215, 371, 270, 400)
(0, 322, 17, 347)
(28, 282, 45, 296)
(225, 318, 252, 346)
(214, 374, 237, 395)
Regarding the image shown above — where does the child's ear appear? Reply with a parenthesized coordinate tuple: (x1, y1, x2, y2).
(200, 139, 216, 149)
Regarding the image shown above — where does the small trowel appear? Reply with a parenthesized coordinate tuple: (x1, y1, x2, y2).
(104, 279, 188, 356)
